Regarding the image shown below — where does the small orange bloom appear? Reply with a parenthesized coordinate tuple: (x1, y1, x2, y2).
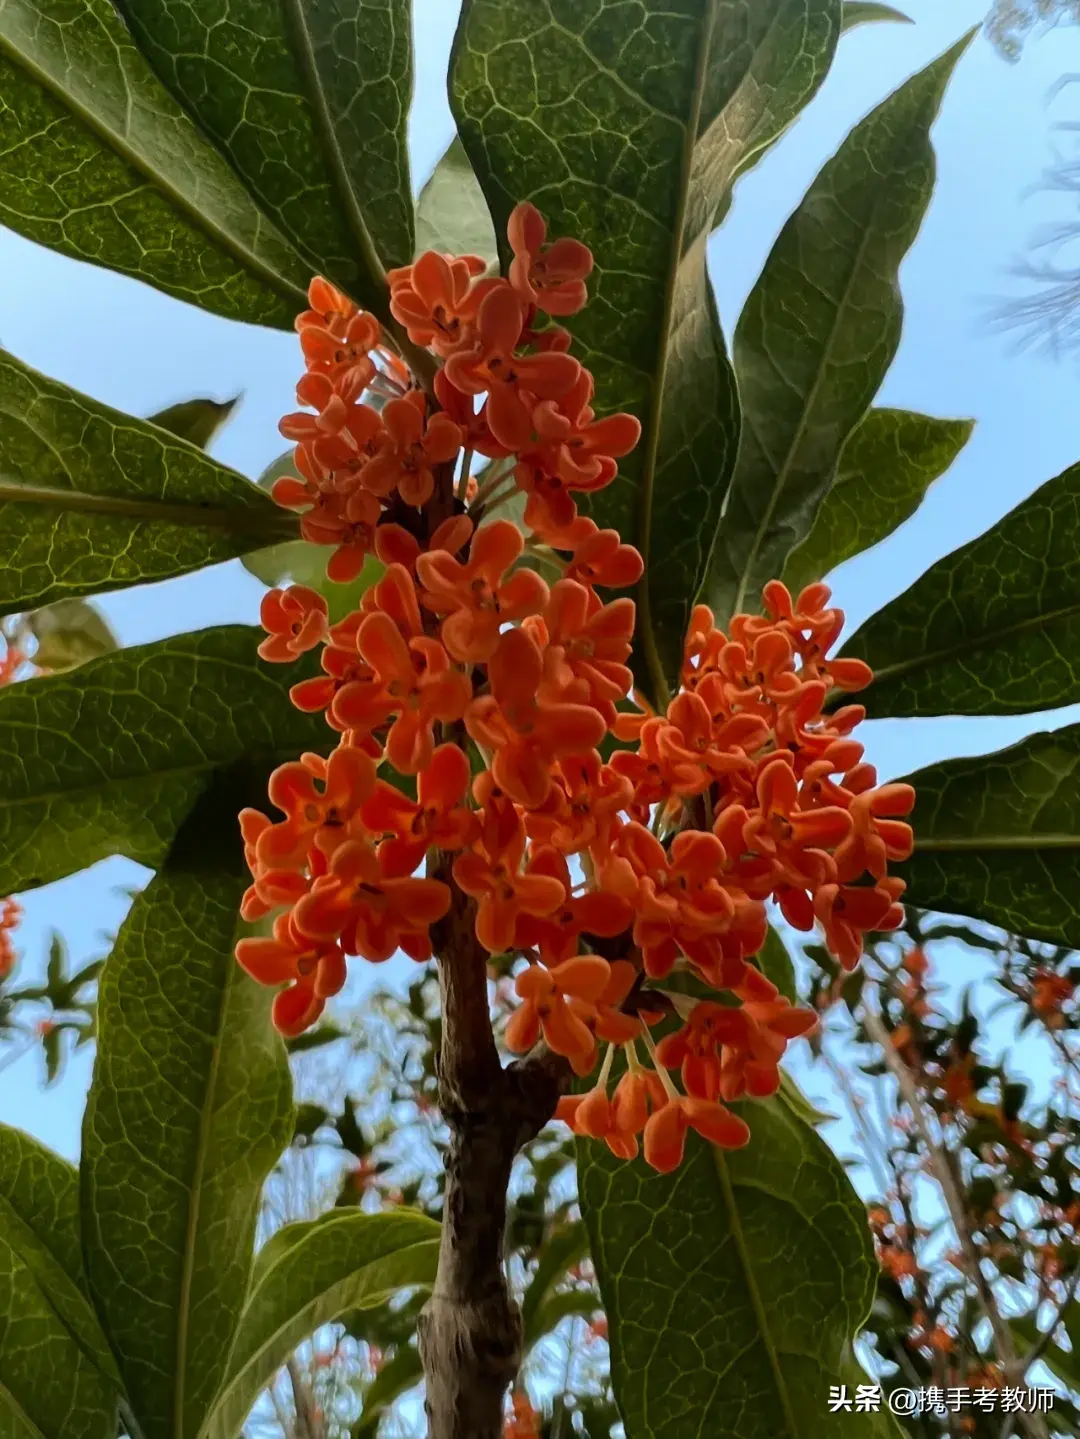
(417, 519, 549, 662)
(507, 200, 593, 315)
(361, 742, 476, 876)
(465, 627, 606, 808)
(504, 955, 612, 1070)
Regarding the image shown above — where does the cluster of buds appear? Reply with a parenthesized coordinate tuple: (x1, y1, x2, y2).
(0, 897, 19, 980)
(236, 202, 914, 1173)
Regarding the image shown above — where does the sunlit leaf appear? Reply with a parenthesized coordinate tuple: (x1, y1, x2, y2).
(707, 35, 972, 624)
(82, 783, 294, 1439)
(0, 0, 307, 326)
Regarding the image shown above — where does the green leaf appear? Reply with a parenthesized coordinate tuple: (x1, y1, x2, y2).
(0, 348, 297, 617)
(350, 1346, 425, 1438)
(900, 725, 1080, 949)
(0, 1125, 120, 1439)
(204, 1209, 439, 1438)
(0, 625, 330, 895)
(841, 459, 1080, 718)
(525, 1290, 600, 1349)
(81, 787, 294, 1439)
(841, 1, 912, 28)
(415, 137, 497, 264)
(780, 409, 973, 594)
(0, 0, 307, 327)
(520, 1220, 591, 1346)
(755, 924, 798, 1002)
(580, 1097, 900, 1439)
(148, 397, 242, 451)
(28, 599, 118, 673)
(453, 0, 842, 701)
(707, 34, 973, 625)
(777, 1072, 838, 1127)
(114, 0, 414, 314)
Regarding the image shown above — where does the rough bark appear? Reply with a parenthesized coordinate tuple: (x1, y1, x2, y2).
(418, 861, 569, 1439)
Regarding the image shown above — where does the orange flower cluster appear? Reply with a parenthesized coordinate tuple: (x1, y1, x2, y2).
(0, 897, 19, 980)
(236, 202, 914, 1173)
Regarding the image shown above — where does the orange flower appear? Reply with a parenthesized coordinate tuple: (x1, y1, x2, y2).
(257, 585, 329, 663)
(465, 627, 606, 808)
(293, 838, 450, 961)
(522, 369, 641, 490)
(526, 578, 635, 713)
(235, 911, 348, 1036)
(507, 200, 593, 315)
(523, 750, 632, 860)
(361, 742, 476, 876)
(360, 394, 463, 507)
(416, 518, 549, 662)
(513, 847, 631, 963)
(294, 275, 357, 337)
(299, 307, 380, 390)
(643, 1094, 750, 1174)
(504, 955, 612, 1069)
(453, 795, 566, 952)
(814, 882, 904, 971)
(332, 616, 471, 772)
(562, 521, 645, 590)
(442, 284, 581, 450)
(389, 249, 491, 355)
(254, 744, 376, 872)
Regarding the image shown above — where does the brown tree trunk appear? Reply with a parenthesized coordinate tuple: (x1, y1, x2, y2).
(418, 863, 567, 1439)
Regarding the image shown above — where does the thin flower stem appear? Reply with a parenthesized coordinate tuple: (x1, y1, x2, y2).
(455, 447, 475, 502)
(473, 484, 519, 519)
(470, 459, 516, 507)
(640, 1026, 680, 1102)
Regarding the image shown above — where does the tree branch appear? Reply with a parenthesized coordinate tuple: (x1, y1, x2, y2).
(863, 1001, 1050, 1439)
(418, 858, 571, 1439)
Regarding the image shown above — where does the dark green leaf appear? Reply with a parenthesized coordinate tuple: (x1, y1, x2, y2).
(81, 795, 294, 1439)
(841, 1, 912, 28)
(285, 1021, 350, 1055)
(0, 349, 296, 617)
(415, 137, 497, 264)
(525, 1290, 601, 1349)
(148, 397, 242, 451)
(205, 1209, 439, 1438)
(755, 924, 798, 1002)
(521, 1219, 591, 1346)
(0, 625, 330, 895)
(114, 0, 415, 314)
(781, 409, 973, 594)
(350, 1346, 425, 1438)
(707, 34, 973, 624)
(900, 724, 1080, 949)
(453, 0, 841, 700)
(842, 460, 1080, 717)
(28, 598, 118, 673)
(0, 1124, 120, 1438)
(41, 1023, 62, 1084)
(580, 1098, 900, 1439)
(778, 1072, 838, 1127)
(0, 0, 307, 327)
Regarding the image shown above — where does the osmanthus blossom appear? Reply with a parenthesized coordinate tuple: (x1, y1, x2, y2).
(235, 201, 915, 1174)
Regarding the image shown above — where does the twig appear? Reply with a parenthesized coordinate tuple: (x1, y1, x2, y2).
(285, 1356, 320, 1439)
(417, 856, 571, 1439)
(862, 1000, 1050, 1439)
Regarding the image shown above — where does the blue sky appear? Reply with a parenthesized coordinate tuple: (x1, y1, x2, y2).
(3, 0, 1080, 1160)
